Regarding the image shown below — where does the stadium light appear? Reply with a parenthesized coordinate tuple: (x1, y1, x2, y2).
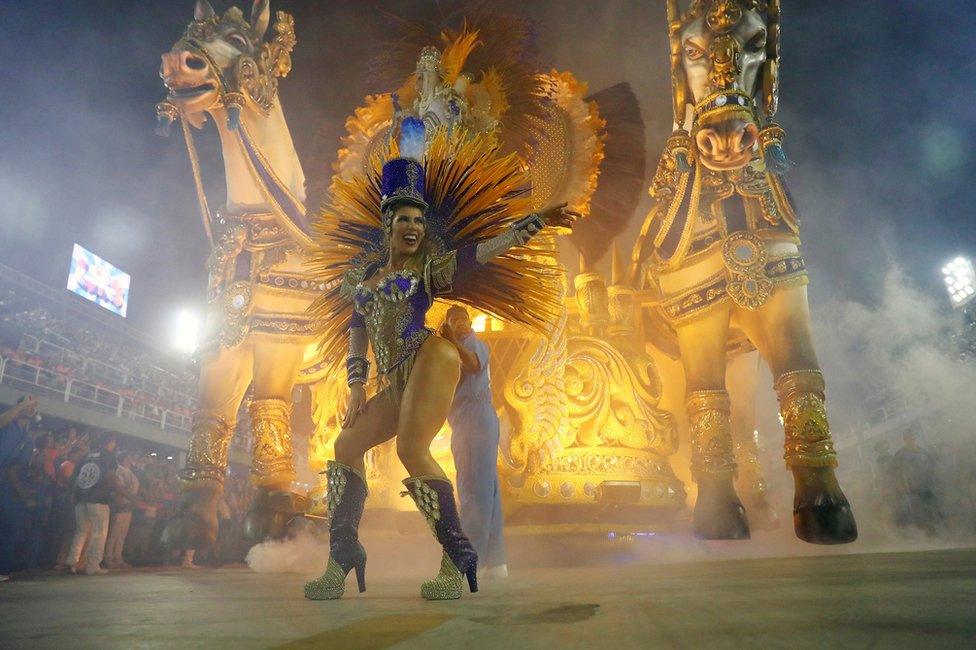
(942, 256, 976, 309)
(173, 309, 201, 353)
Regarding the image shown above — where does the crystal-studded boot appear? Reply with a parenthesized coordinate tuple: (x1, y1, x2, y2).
(402, 476, 478, 600)
(304, 461, 368, 600)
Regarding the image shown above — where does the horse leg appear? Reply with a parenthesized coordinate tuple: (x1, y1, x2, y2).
(676, 305, 750, 540)
(242, 340, 307, 540)
(163, 342, 254, 549)
(736, 284, 858, 544)
(727, 351, 778, 530)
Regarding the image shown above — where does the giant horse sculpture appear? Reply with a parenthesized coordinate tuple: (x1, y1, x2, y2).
(155, 0, 324, 546)
(633, 0, 857, 543)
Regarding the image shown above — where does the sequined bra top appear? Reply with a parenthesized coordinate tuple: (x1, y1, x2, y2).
(353, 269, 432, 375)
(342, 248, 465, 377)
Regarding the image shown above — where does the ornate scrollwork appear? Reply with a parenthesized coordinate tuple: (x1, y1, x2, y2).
(234, 11, 295, 114)
(563, 337, 676, 455)
(504, 308, 572, 472)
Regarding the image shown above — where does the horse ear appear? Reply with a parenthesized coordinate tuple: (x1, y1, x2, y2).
(193, 0, 216, 21)
(251, 0, 270, 40)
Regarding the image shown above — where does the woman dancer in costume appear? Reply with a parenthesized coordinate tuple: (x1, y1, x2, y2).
(304, 122, 577, 601)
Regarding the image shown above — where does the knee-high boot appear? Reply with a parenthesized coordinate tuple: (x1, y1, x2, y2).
(304, 461, 368, 600)
(403, 476, 478, 600)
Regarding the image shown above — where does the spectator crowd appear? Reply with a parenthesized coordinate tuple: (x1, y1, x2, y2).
(0, 292, 255, 451)
(0, 302, 197, 423)
(0, 396, 256, 580)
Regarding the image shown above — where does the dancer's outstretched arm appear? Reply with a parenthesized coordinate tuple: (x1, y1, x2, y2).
(470, 203, 579, 265)
(428, 203, 580, 295)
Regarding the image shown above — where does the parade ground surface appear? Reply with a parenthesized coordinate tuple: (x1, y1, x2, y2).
(2, 541, 975, 649)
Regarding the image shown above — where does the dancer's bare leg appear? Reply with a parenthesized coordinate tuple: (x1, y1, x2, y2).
(396, 336, 461, 477)
(333, 392, 399, 477)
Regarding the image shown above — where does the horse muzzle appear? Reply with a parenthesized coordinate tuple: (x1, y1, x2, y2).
(160, 50, 219, 111)
(694, 119, 759, 171)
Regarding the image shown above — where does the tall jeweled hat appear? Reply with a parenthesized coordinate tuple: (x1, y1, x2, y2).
(380, 116, 429, 212)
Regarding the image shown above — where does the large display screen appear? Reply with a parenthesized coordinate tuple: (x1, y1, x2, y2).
(66, 244, 130, 317)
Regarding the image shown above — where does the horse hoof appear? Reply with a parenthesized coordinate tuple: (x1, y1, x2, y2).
(161, 487, 220, 549)
(243, 490, 307, 542)
(243, 510, 291, 542)
(693, 477, 751, 540)
(743, 493, 780, 531)
(792, 466, 858, 545)
(161, 514, 216, 550)
(794, 503, 858, 544)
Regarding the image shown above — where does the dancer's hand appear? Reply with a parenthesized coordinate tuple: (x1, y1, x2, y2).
(538, 202, 581, 231)
(343, 384, 367, 428)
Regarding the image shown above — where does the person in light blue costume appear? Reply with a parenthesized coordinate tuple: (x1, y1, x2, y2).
(440, 305, 507, 578)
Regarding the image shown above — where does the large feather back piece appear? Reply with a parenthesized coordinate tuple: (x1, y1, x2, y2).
(307, 128, 563, 366)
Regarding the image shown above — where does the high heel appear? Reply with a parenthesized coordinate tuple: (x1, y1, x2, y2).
(355, 560, 367, 593)
(466, 564, 478, 593)
(304, 461, 369, 600)
(403, 476, 479, 601)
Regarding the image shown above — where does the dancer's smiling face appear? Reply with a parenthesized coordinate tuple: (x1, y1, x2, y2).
(388, 204, 426, 259)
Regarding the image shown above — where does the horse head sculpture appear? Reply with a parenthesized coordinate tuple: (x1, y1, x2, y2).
(158, 0, 294, 133)
(666, 0, 786, 173)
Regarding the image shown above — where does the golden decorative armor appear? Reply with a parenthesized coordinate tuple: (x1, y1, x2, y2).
(774, 370, 838, 469)
(686, 389, 736, 479)
(249, 398, 296, 485)
(181, 411, 234, 487)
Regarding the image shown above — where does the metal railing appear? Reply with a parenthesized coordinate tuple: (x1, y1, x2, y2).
(0, 354, 252, 452)
(15, 334, 195, 413)
(0, 354, 192, 432)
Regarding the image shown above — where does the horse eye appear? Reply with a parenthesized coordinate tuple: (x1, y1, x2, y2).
(684, 43, 705, 60)
(748, 32, 767, 52)
(228, 34, 248, 51)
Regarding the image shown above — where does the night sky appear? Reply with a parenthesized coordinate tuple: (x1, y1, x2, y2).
(1, 1, 974, 341)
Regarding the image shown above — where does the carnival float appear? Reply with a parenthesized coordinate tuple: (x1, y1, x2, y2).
(154, 0, 855, 545)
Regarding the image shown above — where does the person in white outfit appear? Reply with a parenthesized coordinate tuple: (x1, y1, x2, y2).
(65, 435, 118, 575)
(104, 452, 139, 569)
